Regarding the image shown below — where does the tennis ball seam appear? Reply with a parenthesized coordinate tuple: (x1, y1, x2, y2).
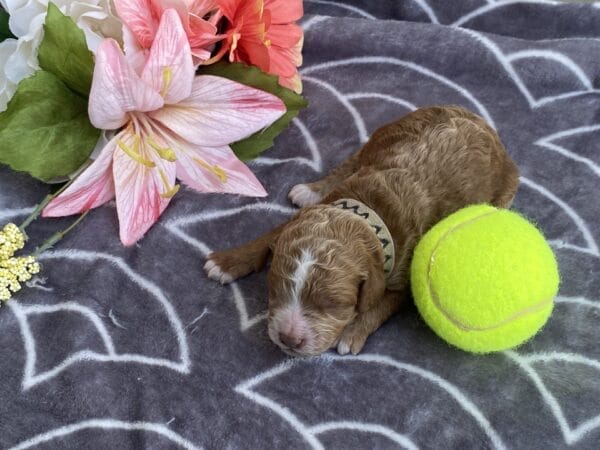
(426, 208, 553, 332)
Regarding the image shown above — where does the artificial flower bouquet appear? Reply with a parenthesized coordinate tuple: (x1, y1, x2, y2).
(0, 0, 307, 302)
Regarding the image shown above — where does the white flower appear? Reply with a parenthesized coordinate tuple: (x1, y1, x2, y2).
(0, 0, 123, 112)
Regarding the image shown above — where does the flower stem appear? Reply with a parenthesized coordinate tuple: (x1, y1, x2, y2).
(18, 194, 52, 235)
(33, 210, 89, 257)
(18, 182, 71, 234)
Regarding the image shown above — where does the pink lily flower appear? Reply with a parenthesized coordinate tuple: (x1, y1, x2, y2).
(43, 9, 286, 246)
(115, 0, 224, 62)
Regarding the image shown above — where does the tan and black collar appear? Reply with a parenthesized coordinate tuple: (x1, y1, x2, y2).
(332, 199, 395, 279)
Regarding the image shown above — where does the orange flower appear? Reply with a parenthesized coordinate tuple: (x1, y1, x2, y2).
(217, 0, 270, 71)
(264, 0, 303, 93)
(217, 0, 303, 93)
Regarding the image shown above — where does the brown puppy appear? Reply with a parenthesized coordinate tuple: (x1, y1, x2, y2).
(204, 106, 519, 356)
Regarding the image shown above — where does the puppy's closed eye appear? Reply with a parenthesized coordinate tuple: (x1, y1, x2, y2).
(311, 296, 354, 313)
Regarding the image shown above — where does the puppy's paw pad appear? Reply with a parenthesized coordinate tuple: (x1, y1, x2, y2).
(204, 258, 234, 284)
(288, 184, 322, 208)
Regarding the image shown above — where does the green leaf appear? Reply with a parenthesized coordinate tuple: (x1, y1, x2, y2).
(0, 8, 16, 42)
(198, 62, 308, 161)
(0, 70, 100, 182)
(37, 3, 94, 97)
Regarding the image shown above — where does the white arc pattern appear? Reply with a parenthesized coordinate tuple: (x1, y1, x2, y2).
(535, 125, 600, 179)
(301, 57, 496, 128)
(8, 250, 191, 390)
(235, 354, 506, 450)
(456, 28, 600, 107)
(519, 177, 599, 257)
(452, 1, 561, 27)
(503, 295, 600, 444)
(304, 0, 439, 23)
(9, 419, 202, 450)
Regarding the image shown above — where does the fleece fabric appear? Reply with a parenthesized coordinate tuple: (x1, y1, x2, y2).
(1, 1, 600, 448)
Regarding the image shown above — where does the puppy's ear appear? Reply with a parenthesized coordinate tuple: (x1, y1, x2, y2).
(357, 256, 386, 313)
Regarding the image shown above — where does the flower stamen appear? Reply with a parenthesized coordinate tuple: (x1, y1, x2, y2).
(194, 157, 228, 183)
(230, 32, 241, 57)
(118, 136, 155, 167)
(158, 169, 180, 198)
(161, 66, 172, 97)
(258, 0, 265, 17)
(148, 136, 177, 162)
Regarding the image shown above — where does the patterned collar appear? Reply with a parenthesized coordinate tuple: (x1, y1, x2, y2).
(332, 198, 396, 279)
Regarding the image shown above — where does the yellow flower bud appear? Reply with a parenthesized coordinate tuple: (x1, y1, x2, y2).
(0, 254, 40, 303)
(0, 223, 26, 261)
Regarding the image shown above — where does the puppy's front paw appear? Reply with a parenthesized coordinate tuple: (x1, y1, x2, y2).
(204, 246, 257, 284)
(337, 323, 369, 355)
(288, 184, 322, 208)
(204, 257, 234, 284)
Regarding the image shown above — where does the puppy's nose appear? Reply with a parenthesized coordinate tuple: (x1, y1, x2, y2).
(279, 332, 305, 349)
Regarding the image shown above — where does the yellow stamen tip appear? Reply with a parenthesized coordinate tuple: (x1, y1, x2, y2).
(193, 158, 228, 183)
(148, 137, 177, 162)
(160, 184, 180, 199)
(161, 66, 173, 97)
(158, 169, 180, 198)
(212, 166, 228, 183)
(159, 148, 177, 162)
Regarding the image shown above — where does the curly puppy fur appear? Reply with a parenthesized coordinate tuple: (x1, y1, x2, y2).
(205, 106, 520, 356)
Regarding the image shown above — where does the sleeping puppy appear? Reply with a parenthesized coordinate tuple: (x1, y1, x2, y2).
(204, 106, 519, 356)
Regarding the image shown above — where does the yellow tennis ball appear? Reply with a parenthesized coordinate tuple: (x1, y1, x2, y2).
(410, 204, 559, 353)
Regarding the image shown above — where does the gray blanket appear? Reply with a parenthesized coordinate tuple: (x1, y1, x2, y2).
(1, 1, 600, 448)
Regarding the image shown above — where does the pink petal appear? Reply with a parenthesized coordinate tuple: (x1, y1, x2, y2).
(268, 43, 300, 78)
(232, 37, 271, 73)
(42, 136, 117, 217)
(112, 131, 177, 246)
(267, 36, 303, 93)
(172, 141, 267, 196)
(149, 75, 285, 147)
(278, 71, 302, 94)
(269, 31, 303, 93)
(187, 18, 223, 61)
(114, 0, 158, 48)
(142, 8, 194, 104)
(191, 47, 213, 63)
(152, 0, 223, 64)
(89, 39, 164, 130)
(151, 0, 190, 28)
(267, 23, 303, 51)
(264, 0, 303, 23)
(187, 18, 218, 47)
(122, 25, 149, 75)
(216, 0, 239, 21)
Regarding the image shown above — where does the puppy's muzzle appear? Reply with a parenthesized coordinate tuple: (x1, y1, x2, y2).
(279, 332, 305, 350)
